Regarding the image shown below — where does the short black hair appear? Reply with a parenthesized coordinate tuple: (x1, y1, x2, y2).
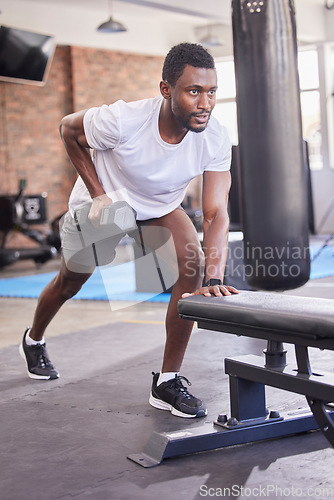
(162, 42, 215, 87)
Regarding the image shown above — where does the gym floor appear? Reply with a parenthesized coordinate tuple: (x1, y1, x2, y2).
(1, 238, 334, 500)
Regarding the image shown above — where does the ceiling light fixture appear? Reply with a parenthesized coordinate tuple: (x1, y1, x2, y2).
(199, 25, 224, 47)
(97, 0, 127, 33)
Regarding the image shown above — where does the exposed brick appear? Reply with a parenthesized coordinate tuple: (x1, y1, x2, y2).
(0, 46, 74, 222)
(0, 44, 165, 249)
(71, 46, 163, 110)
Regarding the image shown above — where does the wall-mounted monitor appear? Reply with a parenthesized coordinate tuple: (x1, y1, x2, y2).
(0, 25, 56, 86)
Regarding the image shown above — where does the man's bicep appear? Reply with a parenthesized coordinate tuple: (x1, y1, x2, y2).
(202, 171, 231, 218)
(60, 110, 90, 149)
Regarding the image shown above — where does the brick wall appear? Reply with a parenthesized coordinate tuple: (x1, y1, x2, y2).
(71, 47, 163, 111)
(0, 45, 164, 248)
(0, 46, 74, 219)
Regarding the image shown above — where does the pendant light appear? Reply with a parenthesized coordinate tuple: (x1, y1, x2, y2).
(97, 0, 127, 33)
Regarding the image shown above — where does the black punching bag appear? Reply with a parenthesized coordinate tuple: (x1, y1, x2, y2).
(232, 0, 310, 290)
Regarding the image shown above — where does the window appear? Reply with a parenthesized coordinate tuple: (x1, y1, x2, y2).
(214, 49, 326, 169)
(328, 45, 334, 169)
(213, 60, 238, 145)
(212, 101, 238, 146)
(300, 90, 322, 170)
(298, 50, 319, 90)
(215, 60, 236, 100)
(298, 49, 323, 170)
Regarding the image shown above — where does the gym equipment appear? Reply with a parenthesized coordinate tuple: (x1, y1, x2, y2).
(128, 292, 334, 467)
(68, 201, 137, 269)
(232, 0, 310, 290)
(0, 180, 61, 269)
(74, 200, 136, 242)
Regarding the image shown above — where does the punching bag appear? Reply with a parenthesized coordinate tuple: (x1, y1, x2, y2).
(232, 0, 310, 290)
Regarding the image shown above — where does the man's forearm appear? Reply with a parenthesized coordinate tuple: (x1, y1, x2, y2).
(202, 213, 229, 282)
(59, 113, 105, 199)
(66, 142, 105, 199)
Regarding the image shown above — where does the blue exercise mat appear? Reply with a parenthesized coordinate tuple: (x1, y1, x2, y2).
(0, 246, 332, 301)
(0, 260, 171, 303)
(309, 245, 334, 280)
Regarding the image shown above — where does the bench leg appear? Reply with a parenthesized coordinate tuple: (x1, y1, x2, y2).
(295, 345, 334, 446)
(127, 345, 334, 467)
(127, 367, 322, 468)
(225, 340, 285, 424)
(229, 376, 267, 421)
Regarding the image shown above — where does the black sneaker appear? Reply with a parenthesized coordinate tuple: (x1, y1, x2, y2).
(149, 372, 207, 418)
(19, 328, 59, 380)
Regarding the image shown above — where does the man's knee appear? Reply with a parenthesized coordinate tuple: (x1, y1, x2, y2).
(59, 272, 91, 301)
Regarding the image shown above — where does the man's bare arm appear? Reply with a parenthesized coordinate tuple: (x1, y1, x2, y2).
(182, 170, 238, 297)
(59, 111, 112, 221)
(202, 170, 230, 281)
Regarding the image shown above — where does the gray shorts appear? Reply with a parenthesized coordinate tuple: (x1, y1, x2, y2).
(59, 207, 183, 274)
(60, 211, 126, 273)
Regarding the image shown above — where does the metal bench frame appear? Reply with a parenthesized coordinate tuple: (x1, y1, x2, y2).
(128, 292, 334, 467)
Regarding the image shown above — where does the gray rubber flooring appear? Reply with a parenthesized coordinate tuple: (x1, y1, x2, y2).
(0, 256, 334, 499)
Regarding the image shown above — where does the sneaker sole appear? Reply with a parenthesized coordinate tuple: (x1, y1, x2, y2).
(19, 343, 59, 380)
(149, 393, 207, 419)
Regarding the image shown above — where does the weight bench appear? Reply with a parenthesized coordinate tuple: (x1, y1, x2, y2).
(128, 291, 334, 467)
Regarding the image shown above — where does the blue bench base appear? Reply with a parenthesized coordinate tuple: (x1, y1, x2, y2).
(128, 351, 334, 467)
(128, 292, 334, 466)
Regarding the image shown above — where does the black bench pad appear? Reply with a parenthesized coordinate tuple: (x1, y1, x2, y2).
(178, 291, 334, 347)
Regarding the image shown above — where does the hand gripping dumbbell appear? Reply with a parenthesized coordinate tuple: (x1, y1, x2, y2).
(74, 201, 137, 248)
(100, 201, 137, 233)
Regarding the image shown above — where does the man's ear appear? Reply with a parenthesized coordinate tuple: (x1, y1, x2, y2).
(160, 80, 171, 99)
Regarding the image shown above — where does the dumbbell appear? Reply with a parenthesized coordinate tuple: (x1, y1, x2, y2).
(74, 201, 137, 249)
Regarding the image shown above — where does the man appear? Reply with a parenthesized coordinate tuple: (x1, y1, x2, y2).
(20, 43, 238, 418)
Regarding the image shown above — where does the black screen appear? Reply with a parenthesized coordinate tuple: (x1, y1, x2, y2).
(0, 25, 56, 86)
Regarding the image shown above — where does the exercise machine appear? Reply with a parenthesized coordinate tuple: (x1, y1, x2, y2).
(0, 180, 62, 269)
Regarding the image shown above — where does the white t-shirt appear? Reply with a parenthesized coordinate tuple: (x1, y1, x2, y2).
(68, 96, 231, 220)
